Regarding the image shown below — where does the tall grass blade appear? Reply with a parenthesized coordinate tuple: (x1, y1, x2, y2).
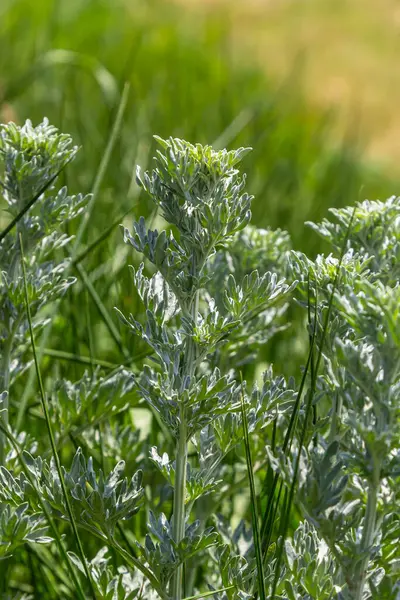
(0, 158, 73, 244)
(269, 281, 318, 598)
(73, 82, 130, 253)
(212, 108, 254, 150)
(4, 49, 118, 107)
(42, 348, 120, 369)
(72, 207, 133, 266)
(183, 586, 235, 600)
(269, 205, 357, 598)
(240, 378, 266, 600)
(260, 321, 315, 552)
(15, 83, 131, 426)
(74, 261, 130, 360)
(19, 232, 97, 600)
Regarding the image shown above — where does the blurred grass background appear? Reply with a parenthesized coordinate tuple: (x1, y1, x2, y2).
(0, 0, 397, 378)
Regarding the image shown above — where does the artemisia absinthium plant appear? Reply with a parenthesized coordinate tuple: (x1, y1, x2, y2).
(277, 199, 400, 599)
(117, 137, 296, 600)
(0, 118, 399, 600)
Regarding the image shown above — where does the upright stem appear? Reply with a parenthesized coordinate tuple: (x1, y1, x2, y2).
(354, 459, 380, 600)
(171, 405, 188, 599)
(1, 228, 23, 465)
(0, 329, 16, 465)
(0, 332, 14, 597)
(171, 290, 199, 600)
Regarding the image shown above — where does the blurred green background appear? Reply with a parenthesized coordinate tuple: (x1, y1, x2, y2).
(0, 0, 397, 378)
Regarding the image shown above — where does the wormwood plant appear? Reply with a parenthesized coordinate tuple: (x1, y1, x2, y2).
(0, 120, 399, 600)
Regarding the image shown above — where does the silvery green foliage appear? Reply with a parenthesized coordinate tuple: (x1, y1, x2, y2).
(210, 367, 297, 462)
(150, 446, 220, 504)
(269, 196, 400, 599)
(211, 543, 254, 600)
(205, 226, 294, 366)
(136, 512, 218, 589)
(134, 365, 243, 438)
(307, 197, 400, 284)
(0, 118, 77, 207)
(118, 137, 295, 435)
(131, 137, 252, 302)
(0, 448, 144, 540)
(284, 522, 342, 600)
(21, 448, 143, 539)
(0, 119, 92, 560)
(0, 502, 52, 558)
(0, 119, 90, 390)
(117, 137, 297, 598)
(88, 423, 144, 469)
(2, 125, 399, 600)
(49, 367, 136, 433)
(69, 547, 150, 600)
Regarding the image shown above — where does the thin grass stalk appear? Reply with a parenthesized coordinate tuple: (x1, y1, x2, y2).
(269, 206, 357, 598)
(261, 275, 322, 560)
(73, 82, 130, 252)
(27, 547, 39, 600)
(74, 261, 130, 360)
(19, 232, 97, 600)
(42, 348, 121, 369)
(260, 330, 315, 553)
(16, 83, 131, 429)
(269, 285, 318, 598)
(182, 586, 235, 600)
(0, 158, 73, 244)
(72, 207, 132, 267)
(240, 378, 266, 600)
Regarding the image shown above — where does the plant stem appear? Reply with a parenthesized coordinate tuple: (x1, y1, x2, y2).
(172, 404, 188, 597)
(354, 461, 380, 600)
(0, 338, 11, 466)
(0, 315, 21, 465)
(171, 290, 199, 600)
(19, 233, 97, 600)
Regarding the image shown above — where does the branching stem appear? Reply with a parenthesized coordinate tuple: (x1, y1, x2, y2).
(0, 316, 21, 465)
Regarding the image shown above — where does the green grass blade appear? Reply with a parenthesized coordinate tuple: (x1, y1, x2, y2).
(74, 261, 130, 360)
(260, 330, 315, 551)
(72, 82, 130, 253)
(19, 232, 97, 600)
(42, 348, 121, 369)
(269, 206, 357, 598)
(4, 49, 118, 107)
(72, 207, 133, 267)
(240, 377, 266, 600)
(269, 282, 318, 598)
(0, 157, 73, 244)
(183, 586, 235, 600)
(212, 108, 254, 150)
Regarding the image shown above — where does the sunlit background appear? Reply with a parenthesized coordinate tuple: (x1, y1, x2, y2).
(2, 0, 398, 241)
